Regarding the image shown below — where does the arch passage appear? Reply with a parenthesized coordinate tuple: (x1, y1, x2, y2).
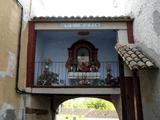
(55, 97, 120, 120)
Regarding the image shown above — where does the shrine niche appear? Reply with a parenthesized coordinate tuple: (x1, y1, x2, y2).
(66, 39, 100, 72)
(66, 40, 100, 85)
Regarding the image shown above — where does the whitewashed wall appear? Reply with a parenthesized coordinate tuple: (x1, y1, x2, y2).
(125, 0, 160, 120)
(126, 0, 160, 58)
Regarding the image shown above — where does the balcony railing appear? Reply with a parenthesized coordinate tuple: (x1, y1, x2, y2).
(34, 61, 120, 87)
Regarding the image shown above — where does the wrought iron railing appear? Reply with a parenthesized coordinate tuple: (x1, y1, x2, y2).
(34, 61, 120, 87)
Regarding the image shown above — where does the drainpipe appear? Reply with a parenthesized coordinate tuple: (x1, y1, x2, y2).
(15, 0, 31, 94)
(14, 1, 30, 120)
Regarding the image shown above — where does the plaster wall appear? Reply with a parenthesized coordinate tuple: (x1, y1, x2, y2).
(117, 30, 128, 44)
(0, 0, 32, 119)
(0, 0, 21, 119)
(126, 0, 160, 57)
(26, 95, 51, 109)
(126, 0, 160, 120)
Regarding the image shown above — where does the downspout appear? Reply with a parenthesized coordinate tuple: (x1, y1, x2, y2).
(15, 1, 29, 120)
(15, 0, 31, 94)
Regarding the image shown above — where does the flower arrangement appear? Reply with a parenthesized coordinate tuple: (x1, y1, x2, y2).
(37, 59, 59, 86)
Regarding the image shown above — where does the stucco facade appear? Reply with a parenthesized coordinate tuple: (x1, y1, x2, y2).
(0, 0, 31, 119)
(0, 0, 21, 119)
(126, 0, 160, 120)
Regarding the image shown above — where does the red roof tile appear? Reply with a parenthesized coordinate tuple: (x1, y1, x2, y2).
(31, 16, 133, 22)
(115, 43, 156, 70)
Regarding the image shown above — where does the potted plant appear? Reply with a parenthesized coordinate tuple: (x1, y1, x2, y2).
(37, 59, 59, 86)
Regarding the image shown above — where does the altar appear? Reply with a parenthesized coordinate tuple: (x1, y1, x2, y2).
(66, 39, 100, 86)
(68, 72, 100, 79)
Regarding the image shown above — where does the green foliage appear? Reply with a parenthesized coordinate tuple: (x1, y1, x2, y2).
(62, 98, 116, 111)
(37, 71, 59, 85)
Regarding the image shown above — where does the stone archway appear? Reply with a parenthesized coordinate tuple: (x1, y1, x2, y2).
(50, 95, 122, 120)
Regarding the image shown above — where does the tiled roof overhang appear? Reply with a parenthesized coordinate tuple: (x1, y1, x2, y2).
(31, 16, 133, 22)
(115, 43, 156, 70)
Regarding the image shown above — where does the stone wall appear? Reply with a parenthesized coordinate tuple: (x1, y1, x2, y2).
(126, 0, 160, 120)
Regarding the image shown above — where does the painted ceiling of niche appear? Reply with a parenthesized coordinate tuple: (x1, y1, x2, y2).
(36, 30, 118, 61)
(37, 31, 115, 43)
